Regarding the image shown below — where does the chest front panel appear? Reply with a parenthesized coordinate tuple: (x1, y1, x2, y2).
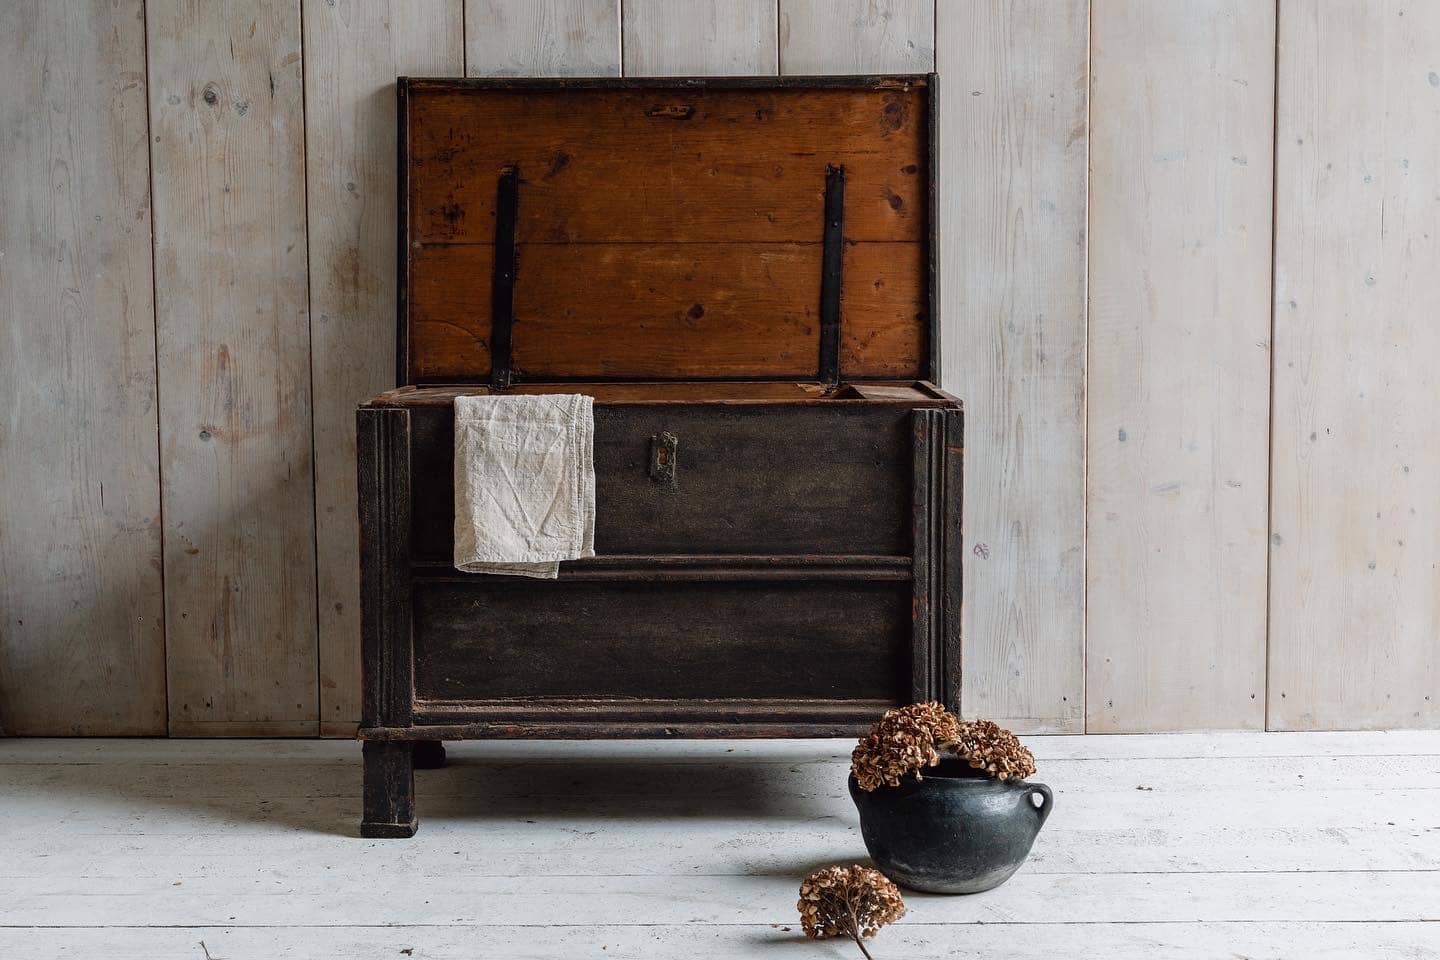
(407, 403, 915, 559)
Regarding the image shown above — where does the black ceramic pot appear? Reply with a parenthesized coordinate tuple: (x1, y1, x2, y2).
(849, 758, 1052, 894)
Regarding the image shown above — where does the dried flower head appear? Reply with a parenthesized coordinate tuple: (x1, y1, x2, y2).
(850, 701, 962, 791)
(797, 864, 905, 958)
(952, 718, 1036, 781)
(851, 704, 1037, 790)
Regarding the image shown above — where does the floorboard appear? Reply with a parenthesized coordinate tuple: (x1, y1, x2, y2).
(2, 734, 1437, 958)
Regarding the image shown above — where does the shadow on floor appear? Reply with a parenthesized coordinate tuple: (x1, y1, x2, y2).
(3, 739, 858, 839)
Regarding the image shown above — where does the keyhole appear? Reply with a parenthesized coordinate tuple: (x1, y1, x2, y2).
(657, 448, 668, 466)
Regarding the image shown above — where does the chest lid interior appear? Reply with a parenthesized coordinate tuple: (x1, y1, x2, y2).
(397, 75, 936, 387)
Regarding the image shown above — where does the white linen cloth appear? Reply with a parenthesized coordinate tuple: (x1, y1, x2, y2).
(453, 393, 595, 578)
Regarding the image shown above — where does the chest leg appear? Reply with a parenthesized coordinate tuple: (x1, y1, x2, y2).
(361, 740, 417, 838)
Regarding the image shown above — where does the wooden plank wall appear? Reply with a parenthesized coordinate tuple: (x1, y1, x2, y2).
(2, 1, 1438, 735)
(304, 1, 465, 736)
(0, 1, 167, 735)
(1086, 1, 1275, 732)
(937, 1, 1089, 733)
(624, 0, 779, 76)
(1267, 2, 1440, 730)
(466, 0, 621, 77)
(147, 1, 319, 736)
(779, 0, 933, 74)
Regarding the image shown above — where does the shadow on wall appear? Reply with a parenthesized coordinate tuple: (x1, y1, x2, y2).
(0, 522, 167, 737)
(158, 456, 321, 735)
(307, 81, 406, 736)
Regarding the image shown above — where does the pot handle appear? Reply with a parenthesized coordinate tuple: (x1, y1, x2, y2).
(1027, 782, 1053, 827)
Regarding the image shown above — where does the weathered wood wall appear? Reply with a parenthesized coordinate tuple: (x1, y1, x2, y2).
(303, 0, 465, 736)
(1, 1, 167, 735)
(937, 0, 1088, 734)
(1086, 1, 1274, 732)
(147, 0, 319, 737)
(2, 0, 1436, 735)
(1268, 1, 1440, 730)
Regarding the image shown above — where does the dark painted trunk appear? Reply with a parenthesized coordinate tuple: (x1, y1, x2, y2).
(359, 75, 961, 836)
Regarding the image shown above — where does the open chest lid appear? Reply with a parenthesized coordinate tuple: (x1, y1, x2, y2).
(396, 75, 936, 387)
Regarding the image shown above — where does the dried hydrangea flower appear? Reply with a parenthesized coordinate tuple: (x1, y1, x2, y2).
(952, 718, 1036, 781)
(850, 701, 961, 791)
(797, 864, 905, 959)
(851, 704, 1037, 790)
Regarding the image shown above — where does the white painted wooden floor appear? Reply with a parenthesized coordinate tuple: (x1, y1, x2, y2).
(1, 733, 1438, 959)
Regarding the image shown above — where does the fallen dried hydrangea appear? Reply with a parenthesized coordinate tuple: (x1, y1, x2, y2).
(797, 864, 905, 959)
(851, 703, 1036, 790)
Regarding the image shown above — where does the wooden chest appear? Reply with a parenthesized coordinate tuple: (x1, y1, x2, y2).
(357, 76, 961, 837)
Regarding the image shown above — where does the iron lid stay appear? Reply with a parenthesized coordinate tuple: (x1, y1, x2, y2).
(818, 164, 847, 389)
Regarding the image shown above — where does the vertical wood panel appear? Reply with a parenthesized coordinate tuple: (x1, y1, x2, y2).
(938, 1, 1089, 733)
(0, 0, 166, 735)
(1086, 1, 1274, 732)
(779, 0, 934, 73)
(623, 0, 779, 77)
(9, 1, 1436, 737)
(466, 0, 620, 77)
(1269, 1, 1440, 730)
(147, 0, 318, 736)
(304, 0, 463, 737)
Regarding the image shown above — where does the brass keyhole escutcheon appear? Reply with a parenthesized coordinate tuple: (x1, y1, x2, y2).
(649, 432, 678, 485)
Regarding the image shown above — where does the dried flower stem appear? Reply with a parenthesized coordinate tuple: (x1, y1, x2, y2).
(839, 895, 878, 960)
(827, 883, 877, 959)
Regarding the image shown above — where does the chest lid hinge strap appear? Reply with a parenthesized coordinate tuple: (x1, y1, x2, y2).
(489, 165, 519, 390)
(818, 164, 846, 390)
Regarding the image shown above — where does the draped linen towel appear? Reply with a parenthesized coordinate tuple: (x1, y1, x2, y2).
(453, 394, 595, 578)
